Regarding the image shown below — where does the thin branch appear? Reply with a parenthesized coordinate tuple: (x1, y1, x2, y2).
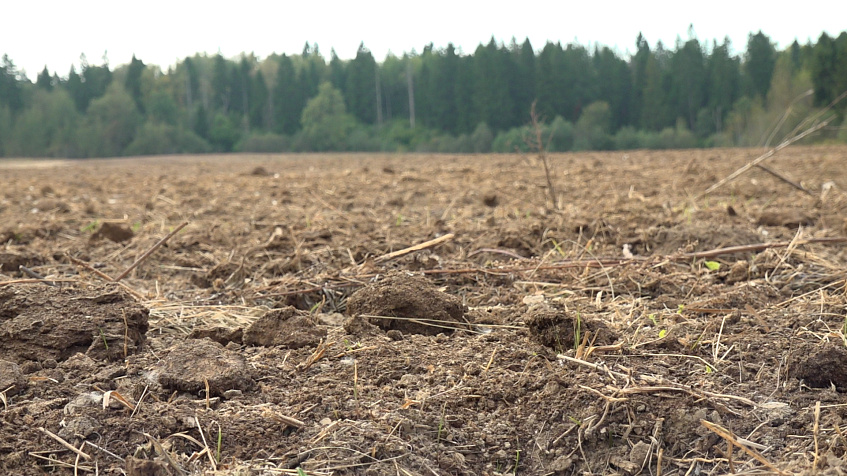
(114, 222, 188, 282)
(374, 233, 454, 263)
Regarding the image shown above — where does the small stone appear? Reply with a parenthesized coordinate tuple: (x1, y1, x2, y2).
(222, 389, 243, 400)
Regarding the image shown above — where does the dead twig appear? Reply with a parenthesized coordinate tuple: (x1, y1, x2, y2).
(754, 163, 813, 196)
(527, 101, 559, 210)
(700, 419, 786, 474)
(374, 233, 454, 264)
(114, 222, 188, 282)
(38, 427, 91, 460)
(701, 119, 831, 197)
(18, 265, 56, 286)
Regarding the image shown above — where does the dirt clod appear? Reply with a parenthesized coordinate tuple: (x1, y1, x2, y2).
(125, 456, 171, 476)
(0, 360, 26, 396)
(92, 222, 135, 243)
(346, 273, 465, 335)
(156, 339, 254, 397)
(188, 326, 244, 345)
(757, 209, 815, 228)
(794, 343, 847, 390)
(525, 304, 615, 350)
(0, 284, 148, 363)
(242, 306, 326, 348)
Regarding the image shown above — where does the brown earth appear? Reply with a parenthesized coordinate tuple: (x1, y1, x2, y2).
(1, 147, 847, 475)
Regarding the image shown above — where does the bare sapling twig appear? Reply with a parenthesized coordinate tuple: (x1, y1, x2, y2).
(526, 101, 559, 210)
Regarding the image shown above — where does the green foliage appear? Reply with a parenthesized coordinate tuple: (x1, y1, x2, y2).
(146, 90, 179, 126)
(298, 82, 357, 151)
(208, 113, 241, 152)
(82, 83, 140, 156)
(744, 31, 777, 98)
(471, 122, 494, 152)
(124, 122, 210, 156)
(0, 28, 845, 158)
(236, 132, 291, 153)
(6, 89, 78, 157)
(574, 101, 613, 150)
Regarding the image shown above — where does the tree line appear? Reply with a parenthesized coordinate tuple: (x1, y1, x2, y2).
(0, 28, 845, 158)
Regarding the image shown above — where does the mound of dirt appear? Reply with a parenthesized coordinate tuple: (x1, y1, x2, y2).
(92, 222, 134, 243)
(242, 306, 326, 348)
(155, 339, 255, 397)
(346, 273, 466, 335)
(524, 304, 616, 351)
(794, 343, 847, 390)
(0, 284, 148, 363)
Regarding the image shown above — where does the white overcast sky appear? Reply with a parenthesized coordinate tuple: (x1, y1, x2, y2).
(3, 1, 844, 78)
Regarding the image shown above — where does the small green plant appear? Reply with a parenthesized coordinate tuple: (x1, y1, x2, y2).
(658, 329, 667, 338)
(573, 312, 582, 351)
(648, 313, 658, 326)
(81, 220, 99, 233)
(215, 424, 222, 463)
(437, 402, 447, 442)
(395, 214, 404, 226)
(704, 260, 721, 271)
(513, 449, 521, 475)
(550, 239, 566, 258)
(677, 304, 685, 314)
(297, 469, 308, 476)
(99, 328, 109, 350)
(567, 416, 582, 425)
(131, 222, 142, 233)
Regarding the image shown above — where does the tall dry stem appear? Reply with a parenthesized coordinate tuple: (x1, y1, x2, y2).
(526, 101, 559, 210)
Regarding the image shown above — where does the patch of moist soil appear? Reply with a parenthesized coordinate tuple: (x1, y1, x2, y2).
(1, 147, 847, 475)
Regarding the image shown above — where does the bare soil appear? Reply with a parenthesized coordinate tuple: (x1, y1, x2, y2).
(2, 147, 847, 475)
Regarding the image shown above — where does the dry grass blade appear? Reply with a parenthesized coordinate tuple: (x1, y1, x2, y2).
(298, 339, 334, 371)
(145, 432, 188, 476)
(558, 354, 757, 407)
(374, 233, 454, 263)
(27, 453, 95, 472)
(38, 427, 91, 461)
(700, 419, 785, 475)
(361, 314, 476, 333)
(701, 119, 831, 197)
(814, 401, 821, 471)
(194, 416, 217, 472)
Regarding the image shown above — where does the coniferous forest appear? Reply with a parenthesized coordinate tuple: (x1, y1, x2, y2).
(1, 30, 846, 158)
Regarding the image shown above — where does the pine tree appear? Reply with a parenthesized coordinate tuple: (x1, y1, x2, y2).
(345, 43, 378, 124)
(125, 55, 146, 113)
(744, 31, 776, 98)
(273, 54, 302, 134)
(668, 36, 706, 129)
(36, 66, 53, 91)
